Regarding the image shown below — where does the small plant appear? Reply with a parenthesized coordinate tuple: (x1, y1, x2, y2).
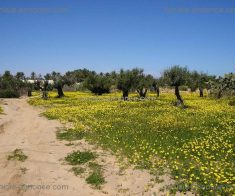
(155, 176, 164, 183)
(70, 167, 85, 176)
(56, 129, 85, 141)
(86, 162, 105, 188)
(8, 149, 28, 162)
(20, 167, 28, 174)
(88, 162, 102, 171)
(65, 151, 96, 165)
(86, 171, 105, 188)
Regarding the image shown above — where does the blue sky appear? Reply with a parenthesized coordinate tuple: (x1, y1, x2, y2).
(0, 0, 235, 77)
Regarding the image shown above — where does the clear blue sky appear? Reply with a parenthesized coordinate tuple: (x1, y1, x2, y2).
(0, 0, 235, 77)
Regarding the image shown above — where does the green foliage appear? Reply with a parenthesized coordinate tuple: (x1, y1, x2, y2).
(117, 68, 144, 98)
(65, 151, 96, 165)
(188, 71, 200, 92)
(7, 149, 28, 162)
(136, 74, 154, 98)
(86, 171, 105, 188)
(86, 162, 104, 188)
(65, 149, 105, 188)
(187, 71, 214, 94)
(163, 65, 189, 87)
(210, 72, 235, 98)
(0, 89, 20, 98)
(64, 69, 95, 83)
(0, 71, 24, 98)
(162, 66, 189, 103)
(44, 71, 76, 97)
(84, 73, 112, 95)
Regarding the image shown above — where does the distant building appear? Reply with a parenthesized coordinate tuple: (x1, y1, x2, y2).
(25, 79, 54, 85)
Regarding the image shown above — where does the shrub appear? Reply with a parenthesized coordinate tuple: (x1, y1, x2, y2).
(84, 74, 112, 95)
(7, 149, 28, 162)
(86, 171, 105, 187)
(65, 151, 96, 165)
(0, 89, 20, 98)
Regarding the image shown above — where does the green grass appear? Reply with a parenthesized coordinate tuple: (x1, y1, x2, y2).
(88, 162, 102, 171)
(65, 151, 96, 165)
(86, 171, 105, 188)
(8, 149, 28, 162)
(56, 129, 85, 141)
(70, 166, 85, 176)
(65, 150, 105, 188)
(87, 162, 105, 188)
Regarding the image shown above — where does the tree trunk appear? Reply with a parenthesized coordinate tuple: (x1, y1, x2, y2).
(217, 89, 223, 99)
(175, 86, 183, 104)
(156, 87, 160, 97)
(27, 90, 32, 97)
(57, 85, 64, 98)
(138, 89, 147, 98)
(143, 89, 147, 98)
(199, 87, 203, 97)
(122, 90, 129, 101)
(42, 91, 48, 100)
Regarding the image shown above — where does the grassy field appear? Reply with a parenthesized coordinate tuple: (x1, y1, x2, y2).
(29, 92, 235, 195)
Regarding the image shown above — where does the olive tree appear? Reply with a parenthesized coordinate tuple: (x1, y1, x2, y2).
(188, 71, 211, 97)
(136, 74, 154, 98)
(44, 71, 74, 98)
(117, 68, 143, 100)
(162, 65, 189, 105)
(83, 73, 112, 95)
(0, 71, 25, 98)
(152, 78, 164, 97)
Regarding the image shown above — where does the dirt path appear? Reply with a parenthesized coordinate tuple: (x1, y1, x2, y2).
(0, 98, 183, 196)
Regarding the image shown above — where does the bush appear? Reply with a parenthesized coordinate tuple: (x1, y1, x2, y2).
(84, 74, 112, 95)
(65, 151, 96, 165)
(0, 89, 20, 98)
(209, 89, 235, 98)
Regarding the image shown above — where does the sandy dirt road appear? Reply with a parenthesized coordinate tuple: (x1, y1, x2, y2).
(0, 98, 104, 196)
(0, 98, 188, 196)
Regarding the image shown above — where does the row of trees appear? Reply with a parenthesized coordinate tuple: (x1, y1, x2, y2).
(0, 71, 26, 98)
(0, 66, 234, 105)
